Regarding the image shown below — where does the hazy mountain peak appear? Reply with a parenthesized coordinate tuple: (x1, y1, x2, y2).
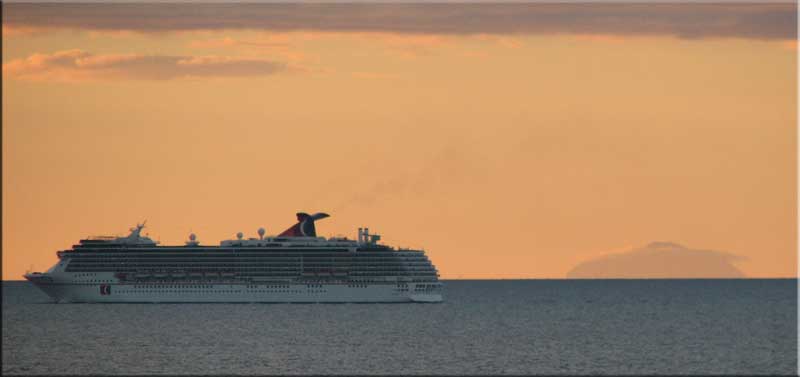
(645, 241, 686, 250)
(567, 242, 745, 279)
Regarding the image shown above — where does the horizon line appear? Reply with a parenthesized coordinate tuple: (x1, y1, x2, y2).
(3, 277, 798, 282)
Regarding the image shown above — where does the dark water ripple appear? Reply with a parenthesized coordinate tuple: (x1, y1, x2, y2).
(3, 280, 796, 375)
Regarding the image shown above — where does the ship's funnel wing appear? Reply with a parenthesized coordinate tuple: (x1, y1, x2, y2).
(277, 212, 330, 237)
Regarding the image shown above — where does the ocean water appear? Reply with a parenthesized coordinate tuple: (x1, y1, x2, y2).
(2, 279, 796, 375)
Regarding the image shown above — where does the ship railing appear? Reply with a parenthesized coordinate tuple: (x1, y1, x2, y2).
(87, 235, 119, 240)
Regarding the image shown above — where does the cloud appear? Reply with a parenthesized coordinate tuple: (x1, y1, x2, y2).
(2, 24, 48, 36)
(2, 3, 795, 40)
(187, 35, 307, 62)
(2, 49, 287, 81)
(187, 36, 290, 49)
(373, 33, 451, 58)
(567, 242, 746, 278)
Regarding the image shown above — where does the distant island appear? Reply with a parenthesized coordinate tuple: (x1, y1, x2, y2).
(567, 242, 745, 278)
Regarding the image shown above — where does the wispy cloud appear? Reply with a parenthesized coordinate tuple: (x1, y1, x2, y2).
(375, 33, 451, 58)
(187, 36, 290, 49)
(2, 49, 287, 81)
(186, 35, 307, 62)
(2, 3, 795, 40)
(331, 140, 488, 211)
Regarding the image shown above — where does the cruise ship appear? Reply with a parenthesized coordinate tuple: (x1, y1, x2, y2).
(24, 213, 443, 303)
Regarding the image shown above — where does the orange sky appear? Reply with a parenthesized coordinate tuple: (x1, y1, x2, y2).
(2, 3, 797, 279)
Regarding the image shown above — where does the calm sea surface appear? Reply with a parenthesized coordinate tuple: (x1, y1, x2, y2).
(3, 279, 797, 375)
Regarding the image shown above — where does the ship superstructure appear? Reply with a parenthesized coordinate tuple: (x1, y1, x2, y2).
(24, 213, 442, 303)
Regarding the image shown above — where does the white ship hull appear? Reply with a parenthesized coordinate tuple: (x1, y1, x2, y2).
(29, 283, 442, 303)
(26, 273, 442, 303)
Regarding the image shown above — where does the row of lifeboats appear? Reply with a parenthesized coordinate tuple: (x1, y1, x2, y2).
(115, 270, 351, 280)
(116, 271, 237, 280)
(302, 271, 349, 277)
